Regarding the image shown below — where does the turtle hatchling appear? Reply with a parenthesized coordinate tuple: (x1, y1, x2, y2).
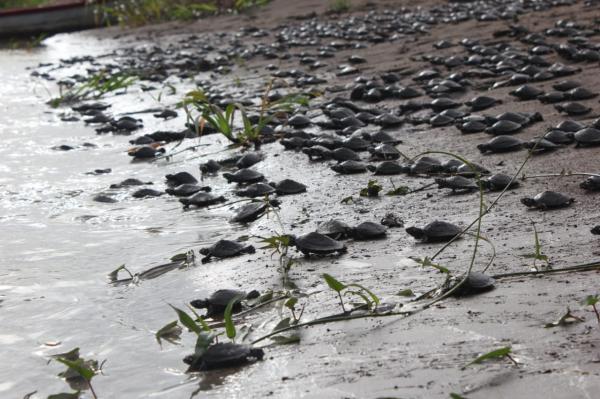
(317, 219, 352, 240)
(368, 161, 404, 175)
(236, 183, 276, 198)
(184, 342, 264, 372)
(521, 191, 574, 210)
(223, 169, 265, 184)
(166, 171, 198, 186)
(331, 160, 368, 174)
(291, 232, 347, 256)
(199, 240, 256, 263)
(435, 176, 478, 192)
(574, 128, 600, 147)
(180, 192, 226, 208)
(555, 102, 591, 116)
(271, 179, 307, 195)
(451, 272, 495, 296)
(480, 173, 519, 191)
(580, 175, 600, 191)
(166, 184, 210, 197)
(485, 120, 522, 135)
(350, 222, 387, 240)
(231, 200, 279, 223)
(477, 135, 524, 154)
(406, 221, 462, 242)
(191, 289, 258, 318)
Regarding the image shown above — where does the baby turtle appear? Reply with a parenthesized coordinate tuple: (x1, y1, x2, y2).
(543, 129, 574, 144)
(291, 232, 347, 256)
(574, 128, 600, 147)
(191, 289, 258, 318)
(555, 102, 591, 116)
(223, 169, 265, 184)
(332, 147, 361, 162)
(435, 176, 478, 192)
(200, 159, 222, 174)
(199, 240, 256, 263)
(480, 173, 519, 191)
(369, 144, 401, 160)
(509, 85, 543, 100)
(110, 178, 151, 189)
(331, 160, 368, 174)
(132, 188, 163, 198)
(521, 191, 574, 210)
(592, 226, 600, 235)
(368, 161, 404, 175)
(580, 175, 600, 191)
(485, 120, 522, 135)
(317, 219, 352, 240)
(236, 183, 276, 198)
(465, 96, 501, 111)
(180, 192, 226, 208)
(129, 146, 165, 159)
(523, 138, 561, 153)
(406, 221, 462, 242)
(555, 120, 585, 133)
(303, 145, 332, 160)
(409, 156, 443, 175)
(271, 179, 307, 195)
(231, 200, 279, 224)
(166, 172, 198, 186)
(166, 184, 210, 197)
(351, 222, 387, 240)
(184, 342, 264, 372)
(236, 152, 263, 169)
(451, 272, 495, 296)
(477, 135, 524, 154)
(456, 162, 490, 177)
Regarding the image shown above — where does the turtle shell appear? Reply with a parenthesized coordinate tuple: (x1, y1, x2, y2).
(406, 220, 461, 242)
(288, 114, 311, 128)
(369, 131, 401, 145)
(568, 87, 597, 101)
(485, 120, 522, 135)
(524, 138, 560, 153)
(538, 91, 567, 104)
(166, 171, 198, 186)
(223, 169, 265, 184)
(478, 135, 524, 154)
(430, 97, 461, 112)
(430, 114, 454, 127)
(441, 159, 464, 173)
(200, 159, 222, 174)
(130, 146, 163, 159)
(110, 178, 149, 189)
(435, 176, 478, 191)
(543, 130, 574, 144)
(574, 128, 600, 147)
(555, 102, 591, 116)
(483, 173, 519, 191)
(580, 175, 600, 191)
(200, 240, 255, 261)
(166, 184, 209, 197)
(332, 147, 361, 162)
(452, 272, 495, 296)
(294, 232, 347, 255)
(510, 85, 543, 100)
(303, 145, 332, 160)
(495, 112, 530, 126)
(553, 80, 580, 91)
(273, 179, 307, 195)
(236, 152, 263, 169)
(380, 213, 404, 228)
(352, 222, 387, 240)
(372, 161, 404, 175)
(521, 191, 574, 209)
(317, 219, 351, 239)
(370, 144, 401, 160)
(409, 156, 442, 175)
(555, 120, 585, 132)
(132, 188, 164, 198)
(185, 343, 264, 372)
(231, 201, 269, 223)
(466, 96, 499, 111)
(236, 183, 276, 198)
(373, 113, 403, 127)
(459, 120, 487, 134)
(456, 162, 490, 177)
(180, 192, 225, 208)
(331, 160, 368, 174)
(342, 137, 370, 151)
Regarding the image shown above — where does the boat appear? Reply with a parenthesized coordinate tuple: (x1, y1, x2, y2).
(0, 1, 109, 38)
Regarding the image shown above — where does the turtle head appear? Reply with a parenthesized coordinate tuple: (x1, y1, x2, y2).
(179, 198, 190, 208)
(286, 234, 298, 247)
(268, 199, 282, 208)
(530, 112, 543, 122)
(190, 299, 209, 309)
(249, 347, 265, 360)
(222, 172, 233, 182)
(366, 164, 376, 172)
(433, 177, 446, 187)
(520, 197, 536, 207)
(476, 144, 488, 153)
(405, 226, 425, 239)
(165, 188, 175, 195)
(199, 247, 210, 256)
(268, 181, 277, 188)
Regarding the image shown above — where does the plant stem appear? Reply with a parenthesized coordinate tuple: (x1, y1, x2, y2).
(506, 354, 519, 367)
(87, 380, 98, 399)
(337, 292, 347, 313)
(593, 304, 600, 323)
(491, 260, 600, 279)
(521, 172, 600, 180)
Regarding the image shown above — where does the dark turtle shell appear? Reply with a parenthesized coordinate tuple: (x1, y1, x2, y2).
(477, 135, 524, 154)
(331, 160, 368, 174)
(441, 159, 464, 173)
(332, 147, 361, 162)
(293, 232, 347, 256)
(180, 192, 226, 208)
(369, 144, 401, 160)
(369, 130, 402, 145)
(555, 120, 585, 133)
(482, 173, 519, 191)
(373, 113, 403, 127)
(409, 156, 442, 175)
(200, 159, 222, 174)
(580, 175, 600, 191)
(380, 213, 404, 228)
(191, 289, 247, 315)
(466, 96, 500, 111)
(199, 240, 255, 263)
(185, 343, 264, 372)
(303, 145, 332, 160)
(523, 138, 560, 153)
(458, 120, 487, 134)
(166, 171, 198, 186)
(370, 161, 404, 175)
(235, 183, 276, 198)
(342, 136, 370, 151)
(351, 222, 387, 240)
(272, 179, 307, 195)
(288, 114, 311, 128)
(166, 184, 210, 197)
(317, 219, 352, 239)
(231, 201, 273, 223)
(129, 146, 165, 159)
(452, 272, 495, 296)
(456, 162, 490, 177)
(553, 80, 580, 91)
(521, 191, 574, 209)
(435, 176, 478, 191)
(236, 152, 263, 169)
(509, 84, 543, 100)
(568, 87, 597, 101)
(555, 102, 591, 116)
(574, 128, 600, 147)
(132, 188, 164, 198)
(538, 91, 567, 104)
(223, 169, 265, 184)
(495, 112, 529, 126)
(406, 220, 461, 242)
(485, 120, 522, 135)
(110, 178, 151, 189)
(543, 130, 574, 144)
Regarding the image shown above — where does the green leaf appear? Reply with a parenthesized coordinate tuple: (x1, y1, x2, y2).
(413, 257, 450, 274)
(170, 253, 188, 262)
(155, 320, 182, 347)
(584, 295, 599, 306)
(397, 289, 414, 297)
(386, 186, 409, 196)
(466, 347, 512, 367)
(55, 358, 95, 381)
(194, 332, 214, 356)
(224, 295, 244, 340)
(450, 394, 467, 399)
(323, 273, 346, 293)
(50, 347, 80, 361)
(346, 283, 380, 306)
(47, 393, 81, 399)
(284, 297, 298, 310)
(169, 304, 202, 335)
(272, 317, 291, 332)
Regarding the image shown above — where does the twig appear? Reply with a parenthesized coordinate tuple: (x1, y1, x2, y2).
(492, 260, 600, 279)
(521, 172, 600, 180)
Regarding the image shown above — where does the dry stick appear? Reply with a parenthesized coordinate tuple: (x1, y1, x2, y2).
(521, 172, 600, 180)
(491, 260, 600, 279)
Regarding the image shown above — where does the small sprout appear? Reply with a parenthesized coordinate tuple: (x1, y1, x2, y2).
(464, 346, 517, 368)
(544, 308, 584, 328)
(583, 295, 600, 323)
(51, 347, 102, 399)
(386, 186, 410, 196)
(107, 264, 134, 283)
(411, 256, 450, 274)
(224, 295, 244, 340)
(359, 180, 382, 197)
(323, 273, 380, 313)
(397, 289, 414, 297)
(155, 320, 183, 347)
(521, 221, 549, 271)
(340, 195, 354, 204)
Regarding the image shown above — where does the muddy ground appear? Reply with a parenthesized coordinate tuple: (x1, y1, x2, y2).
(3, 0, 600, 398)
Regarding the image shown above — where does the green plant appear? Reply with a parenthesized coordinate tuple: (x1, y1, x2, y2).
(359, 180, 382, 197)
(521, 221, 549, 271)
(583, 295, 600, 323)
(322, 273, 380, 313)
(50, 348, 103, 399)
(464, 346, 517, 368)
(49, 71, 137, 107)
(328, 0, 350, 13)
(544, 308, 584, 328)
